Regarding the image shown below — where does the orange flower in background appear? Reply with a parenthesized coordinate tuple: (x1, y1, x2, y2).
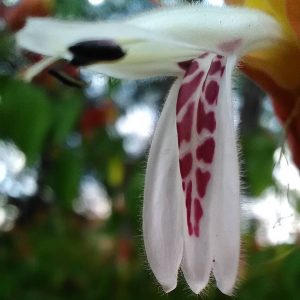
(226, 0, 300, 168)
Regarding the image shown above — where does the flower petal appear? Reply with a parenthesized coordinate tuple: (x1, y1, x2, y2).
(16, 17, 200, 79)
(243, 41, 300, 92)
(211, 55, 240, 295)
(143, 79, 184, 292)
(286, 0, 300, 38)
(128, 5, 282, 55)
(227, 0, 298, 40)
(176, 53, 240, 294)
(16, 6, 281, 80)
(175, 53, 225, 294)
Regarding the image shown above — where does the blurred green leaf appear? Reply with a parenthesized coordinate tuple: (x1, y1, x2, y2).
(54, 0, 86, 18)
(50, 90, 83, 146)
(0, 35, 15, 63)
(83, 129, 124, 184)
(241, 130, 277, 196)
(124, 164, 144, 229)
(47, 149, 83, 209)
(0, 77, 52, 164)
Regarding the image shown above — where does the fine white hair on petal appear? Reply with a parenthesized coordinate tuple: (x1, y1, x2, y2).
(211, 55, 240, 295)
(143, 79, 184, 293)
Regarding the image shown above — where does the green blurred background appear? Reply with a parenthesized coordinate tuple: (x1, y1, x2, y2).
(0, 0, 300, 299)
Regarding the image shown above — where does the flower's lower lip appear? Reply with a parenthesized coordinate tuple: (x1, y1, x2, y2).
(68, 40, 126, 66)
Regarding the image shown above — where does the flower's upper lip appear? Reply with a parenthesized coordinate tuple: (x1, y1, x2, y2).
(16, 5, 283, 79)
(127, 5, 283, 54)
(16, 17, 199, 60)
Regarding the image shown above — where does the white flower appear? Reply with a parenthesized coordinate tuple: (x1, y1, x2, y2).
(16, 4, 282, 295)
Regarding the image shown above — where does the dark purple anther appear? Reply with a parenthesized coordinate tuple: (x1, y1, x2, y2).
(68, 40, 126, 66)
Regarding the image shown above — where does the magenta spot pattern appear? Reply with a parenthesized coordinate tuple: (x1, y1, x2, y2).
(176, 54, 226, 238)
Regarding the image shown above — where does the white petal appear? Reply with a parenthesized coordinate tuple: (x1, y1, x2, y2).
(143, 79, 184, 292)
(16, 18, 199, 79)
(176, 53, 219, 294)
(127, 5, 282, 55)
(16, 5, 281, 80)
(175, 53, 240, 294)
(211, 55, 240, 295)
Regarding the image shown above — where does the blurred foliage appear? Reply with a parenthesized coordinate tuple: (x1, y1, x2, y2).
(54, 0, 85, 18)
(241, 130, 277, 196)
(0, 0, 299, 300)
(0, 77, 52, 164)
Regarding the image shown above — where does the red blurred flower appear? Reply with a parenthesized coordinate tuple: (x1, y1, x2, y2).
(0, 0, 53, 31)
(81, 102, 118, 137)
